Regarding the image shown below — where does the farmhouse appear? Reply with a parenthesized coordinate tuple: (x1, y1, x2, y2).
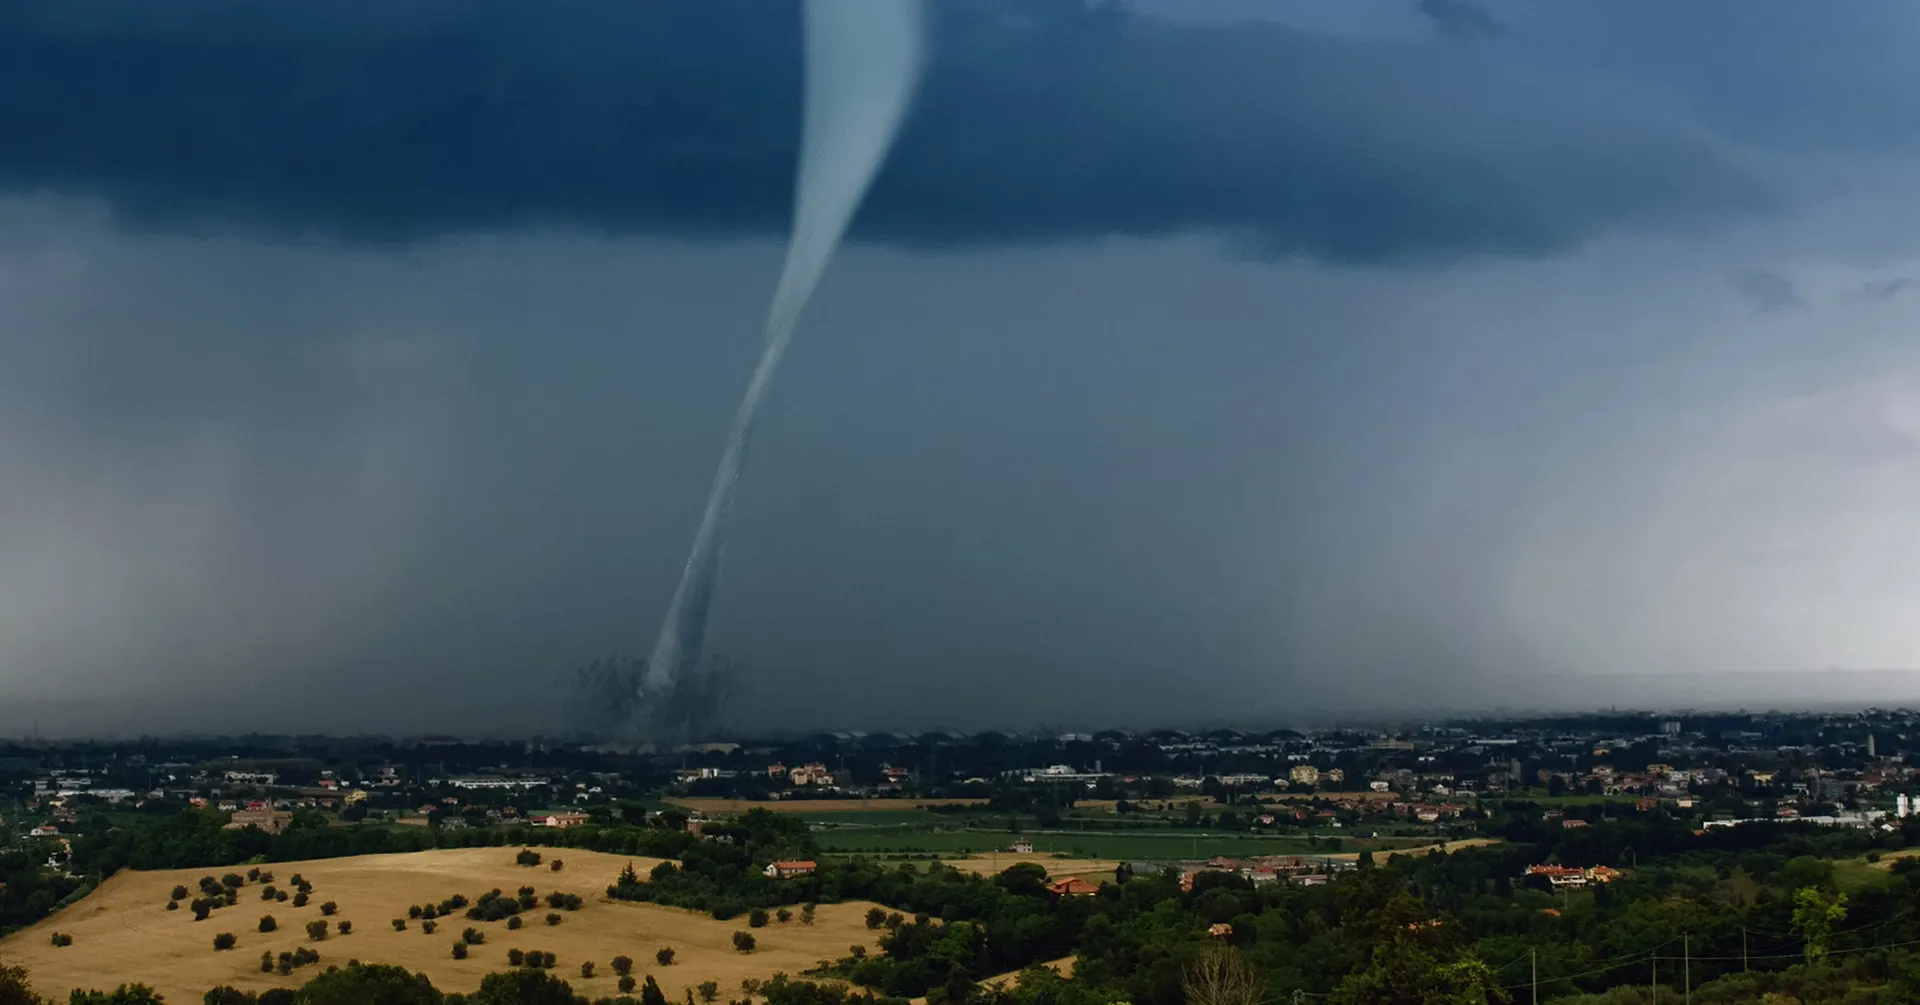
(1008, 838, 1034, 854)
(1044, 878, 1100, 899)
(764, 860, 817, 879)
(539, 812, 590, 829)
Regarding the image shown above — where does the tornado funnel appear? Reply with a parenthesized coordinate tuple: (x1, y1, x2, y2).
(638, 0, 927, 720)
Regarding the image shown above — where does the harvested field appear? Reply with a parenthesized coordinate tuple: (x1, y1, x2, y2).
(668, 798, 987, 814)
(0, 847, 887, 1001)
(943, 854, 1123, 883)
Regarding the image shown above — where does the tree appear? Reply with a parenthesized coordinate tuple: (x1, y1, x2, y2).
(213, 932, 237, 950)
(849, 946, 867, 960)
(207, 985, 254, 1005)
(1175, 953, 1267, 1005)
(470, 968, 577, 1005)
(287, 963, 440, 1005)
(453, 942, 469, 960)
(222, 873, 246, 889)
(320, 901, 338, 916)
(641, 976, 670, 1005)
(619, 976, 638, 995)
(517, 849, 543, 867)
(657, 947, 676, 966)
(171, 885, 189, 901)
(50, 932, 73, 947)
(550, 860, 564, 872)
(167, 901, 179, 912)
(261, 951, 274, 973)
(0, 964, 38, 1005)
(293, 892, 309, 908)
(1792, 886, 1850, 964)
(508, 949, 526, 966)
(865, 908, 887, 930)
(193, 900, 213, 921)
(306, 919, 329, 941)
(64, 985, 166, 1004)
(337, 920, 351, 935)
(733, 931, 756, 953)
(612, 955, 634, 976)
(776, 908, 793, 924)
(392, 919, 407, 931)
(421, 921, 437, 934)
(801, 904, 816, 926)
(580, 962, 595, 979)
(546, 912, 561, 926)
(508, 915, 524, 930)
(699, 982, 720, 1002)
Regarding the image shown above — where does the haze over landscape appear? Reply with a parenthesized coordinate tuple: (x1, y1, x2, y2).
(5, 0, 1920, 735)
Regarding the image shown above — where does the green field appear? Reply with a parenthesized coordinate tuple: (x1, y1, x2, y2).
(815, 827, 1429, 860)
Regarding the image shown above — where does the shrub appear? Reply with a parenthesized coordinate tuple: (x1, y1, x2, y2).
(213, 932, 237, 950)
(192, 900, 213, 921)
(550, 859, 563, 872)
(865, 908, 886, 930)
(452, 941, 468, 960)
(699, 981, 720, 1001)
(732, 931, 755, 953)
(260, 951, 274, 973)
(422, 904, 438, 920)
(261, 885, 279, 901)
(166, 901, 179, 911)
(562, 893, 583, 911)
(305, 920, 328, 941)
(657, 947, 675, 966)
(748, 908, 769, 928)
(222, 873, 246, 889)
(849, 945, 866, 960)
(257, 871, 274, 884)
(392, 918, 407, 932)
(336, 921, 351, 935)
(320, 901, 338, 917)
(516, 849, 542, 867)
(463, 927, 485, 945)
(507, 915, 523, 931)
(801, 904, 816, 925)
(170, 885, 189, 901)
(776, 908, 793, 924)
(581, 962, 596, 979)
(507, 949, 525, 966)
(619, 976, 637, 995)
(275, 890, 289, 903)
(885, 912, 903, 930)
(611, 955, 633, 975)
(49, 932, 73, 947)
(224, 890, 239, 906)
(408, 905, 423, 919)
(199, 876, 219, 893)
(546, 892, 568, 909)
(293, 892, 309, 908)
(546, 912, 561, 926)
(288, 874, 306, 888)
(421, 920, 438, 935)
(259, 915, 277, 933)
(246, 867, 262, 882)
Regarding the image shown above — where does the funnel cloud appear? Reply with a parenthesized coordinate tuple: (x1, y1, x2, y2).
(637, 0, 925, 738)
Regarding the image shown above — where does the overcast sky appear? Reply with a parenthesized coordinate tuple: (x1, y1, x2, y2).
(4, 0, 1920, 736)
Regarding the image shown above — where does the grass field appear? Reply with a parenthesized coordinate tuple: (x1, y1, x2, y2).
(813, 827, 1430, 859)
(668, 798, 988, 815)
(0, 848, 887, 1001)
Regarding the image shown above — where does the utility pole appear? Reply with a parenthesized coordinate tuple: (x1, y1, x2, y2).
(1742, 927, 1748, 973)
(1684, 934, 1690, 1005)
(1651, 952, 1657, 1005)
(1531, 949, 1537, 1005)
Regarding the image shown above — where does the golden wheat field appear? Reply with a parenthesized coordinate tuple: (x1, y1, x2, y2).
(0, 847, 889, 1001)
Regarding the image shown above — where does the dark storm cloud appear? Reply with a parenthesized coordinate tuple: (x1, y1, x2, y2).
(0, 0, 1770, 261)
